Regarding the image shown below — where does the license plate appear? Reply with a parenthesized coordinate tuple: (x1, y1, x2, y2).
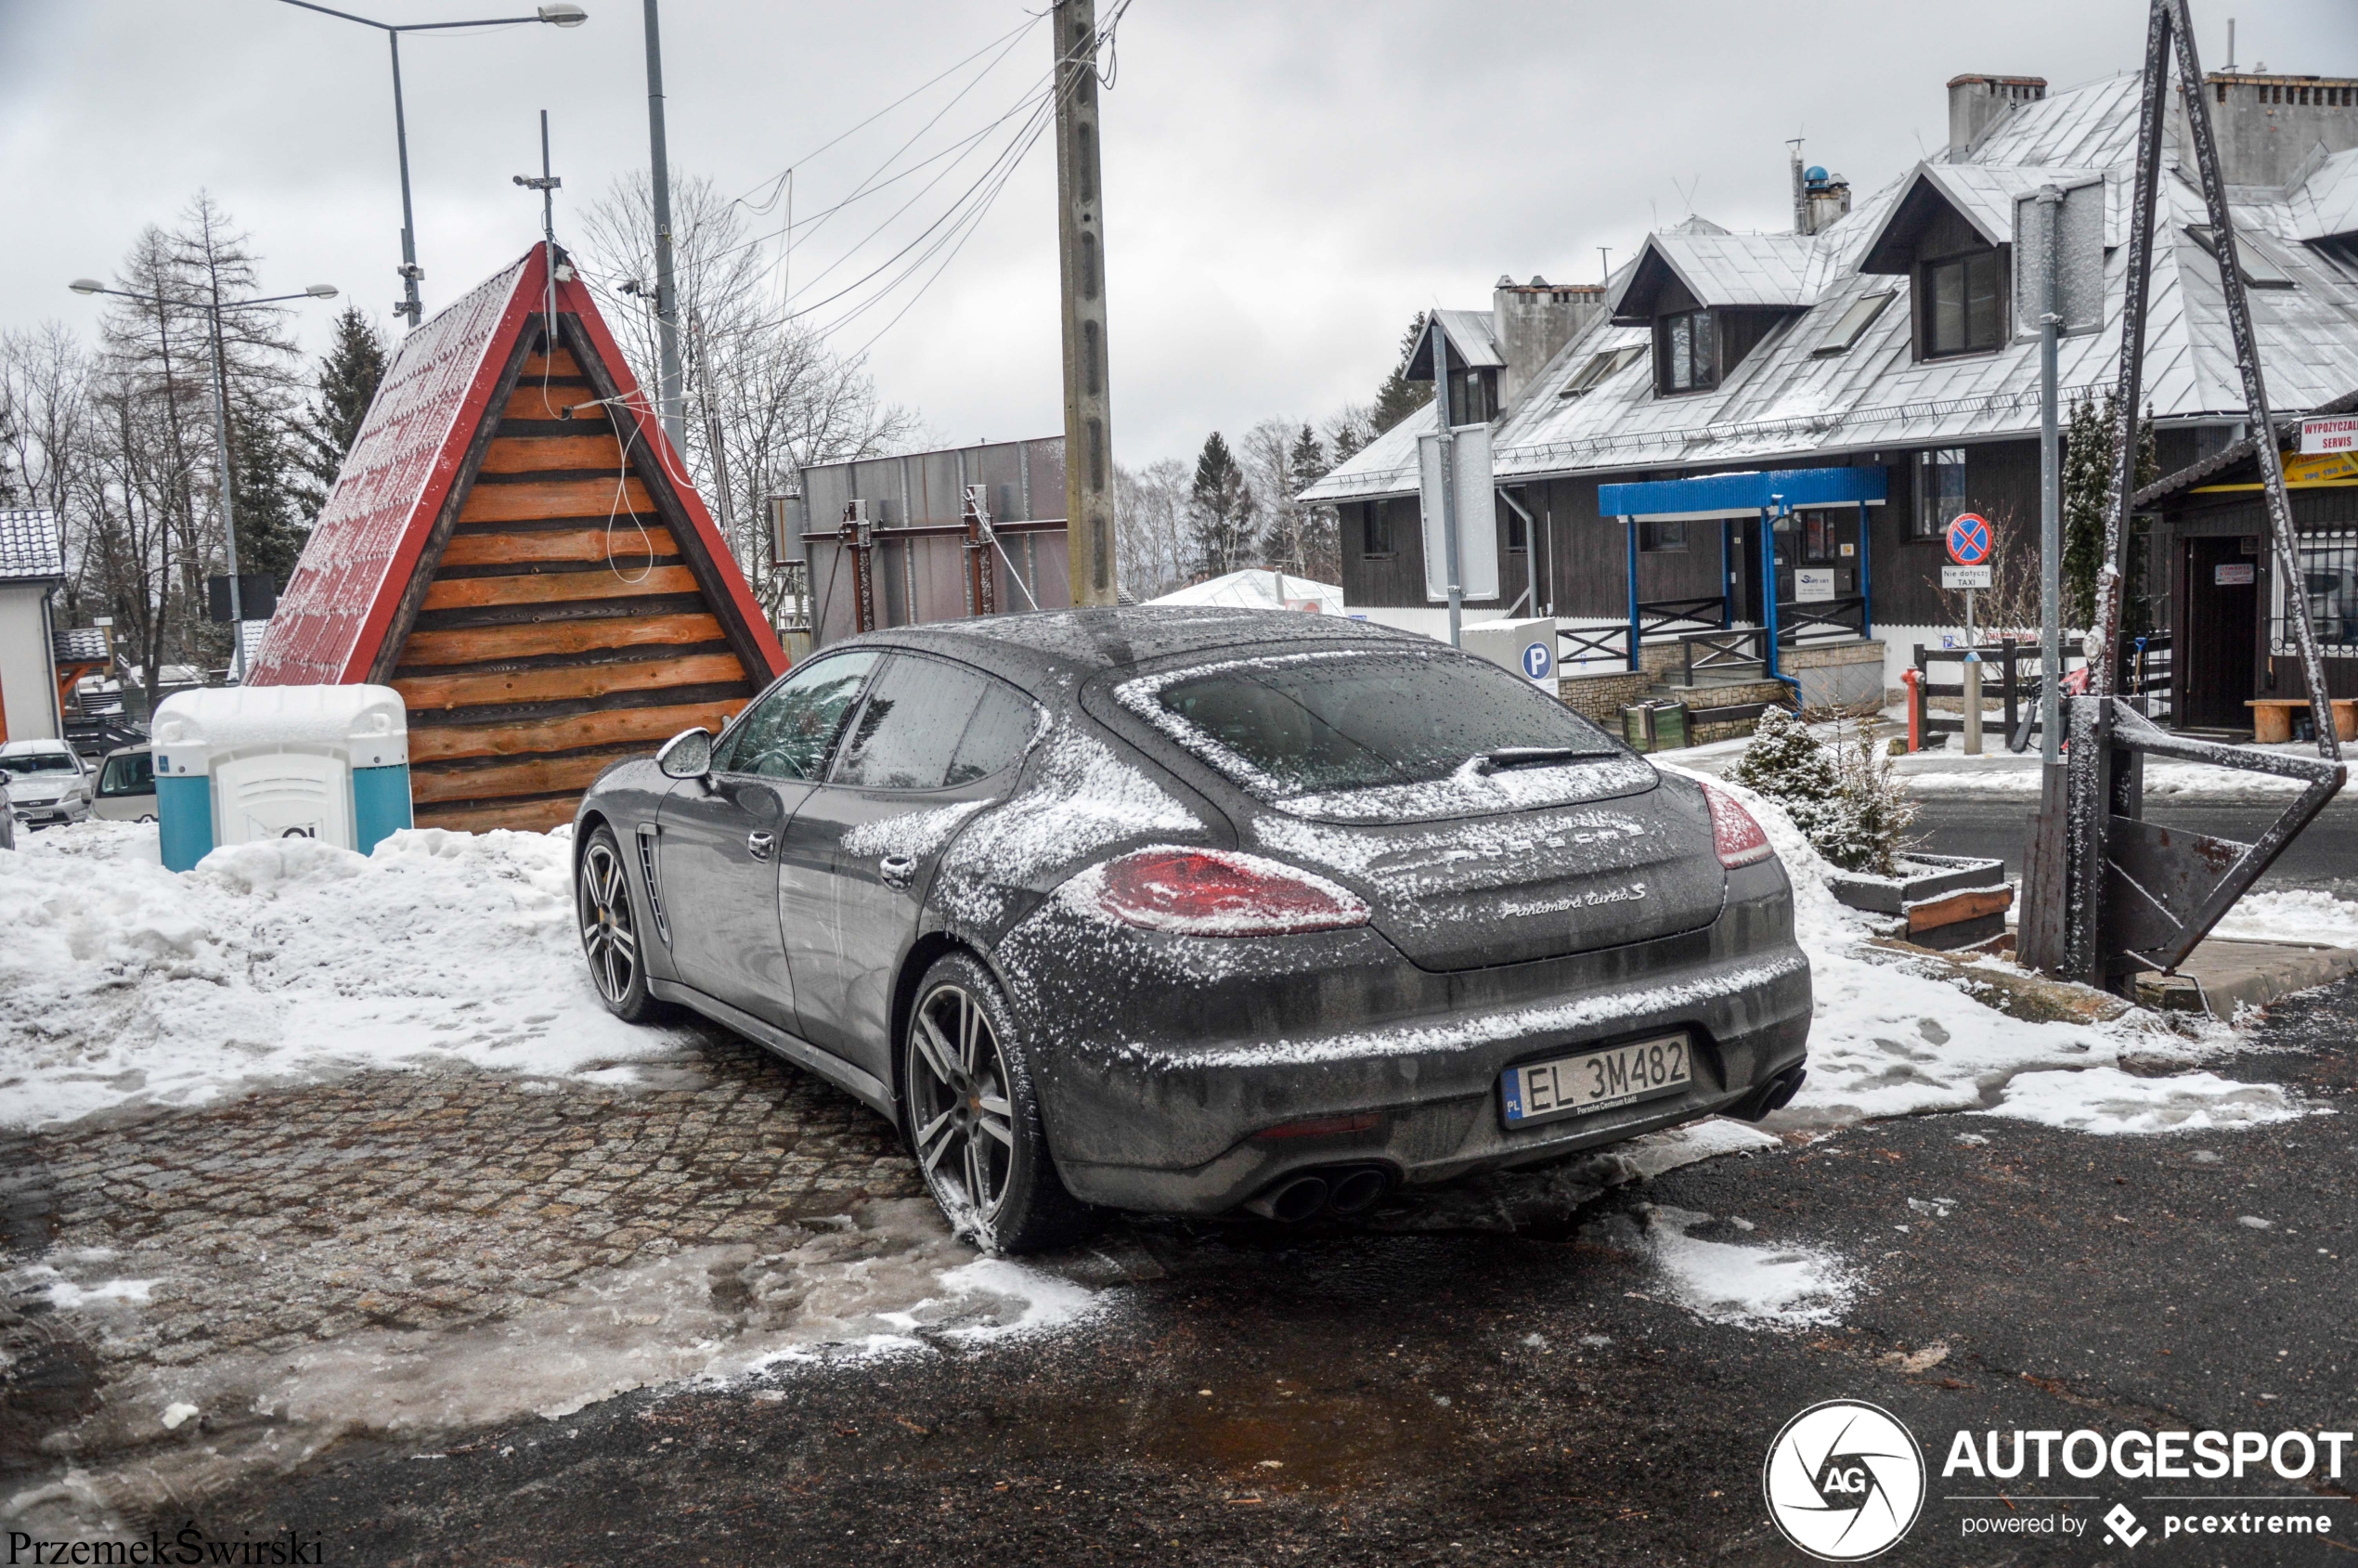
(1500, 1033, 1691, 1127)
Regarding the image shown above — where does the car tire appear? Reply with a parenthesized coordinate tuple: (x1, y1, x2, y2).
(903, 951, 1095, 1255)
(577, 824, 668, 1024)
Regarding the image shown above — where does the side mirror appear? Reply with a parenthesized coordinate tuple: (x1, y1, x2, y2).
(656, 727, 713, 780)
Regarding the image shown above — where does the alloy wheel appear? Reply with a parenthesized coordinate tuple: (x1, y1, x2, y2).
(577, 838, 639, 1004)
(908, 983, 1015, 1221)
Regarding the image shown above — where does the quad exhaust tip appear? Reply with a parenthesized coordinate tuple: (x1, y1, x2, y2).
(1733, 1066, 1807, 1122)
(1243, 1165, 1392, 1223)
(1247, 1174, 1330, 1223)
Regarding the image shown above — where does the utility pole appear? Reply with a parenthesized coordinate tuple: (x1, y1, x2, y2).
(203, 295, 248, 684)
(2036, 183, 2064, 769)
(389, 33, 422, 328)
(643, 0, 685, 451)
(1432, 329, 1463, 648)
(1054, 0, 1117, 606)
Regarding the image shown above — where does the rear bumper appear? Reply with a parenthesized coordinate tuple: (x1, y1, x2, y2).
(1000, 861, 1810, 1215)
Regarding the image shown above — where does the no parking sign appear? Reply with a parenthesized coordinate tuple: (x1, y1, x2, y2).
(1945, 512, 1992, 567)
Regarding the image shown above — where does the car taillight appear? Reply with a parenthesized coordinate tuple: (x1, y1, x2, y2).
(1701, 782, 1775, 868)
(1094, 848, 1370, 937)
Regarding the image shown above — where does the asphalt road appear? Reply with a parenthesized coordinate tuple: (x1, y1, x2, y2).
(1913, 797, 2358, 898)
(174, 978, 2358, 1567)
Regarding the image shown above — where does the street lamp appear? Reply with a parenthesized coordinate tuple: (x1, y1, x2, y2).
(279, 1, 589, 329)
(71, 279, 339, 683)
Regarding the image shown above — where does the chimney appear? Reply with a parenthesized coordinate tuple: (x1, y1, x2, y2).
(1947, 73, 2048, 151)
(2179, 71, 2358, 186)
(1493, 277, 1607, 407)
(1792, 151, 1852, 237)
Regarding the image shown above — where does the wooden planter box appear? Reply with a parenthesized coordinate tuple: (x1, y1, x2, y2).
(1825, 853, 2013, 952)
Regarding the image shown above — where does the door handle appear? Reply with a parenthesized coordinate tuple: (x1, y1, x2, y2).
(746, 830, 775, 862)
(879, 853, 917, 888)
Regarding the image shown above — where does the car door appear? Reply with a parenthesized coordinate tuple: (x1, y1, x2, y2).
(777, 653, 1039, 1082)
(659, 650, 878, 1026)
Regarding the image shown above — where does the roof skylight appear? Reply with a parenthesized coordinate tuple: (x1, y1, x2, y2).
(1810, 290, 1897, 356)
(1558, 343, 1647, 398)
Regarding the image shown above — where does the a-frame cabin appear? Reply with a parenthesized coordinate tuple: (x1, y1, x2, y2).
(252, 244, 785, 832)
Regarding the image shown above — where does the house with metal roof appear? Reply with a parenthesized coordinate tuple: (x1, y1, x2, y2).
(1304, 64, 2358, 719)
(0, 509, 66, 743)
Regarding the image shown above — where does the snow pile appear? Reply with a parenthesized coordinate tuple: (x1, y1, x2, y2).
(2210, 888, 2358, 949)
(1981, 1066, 2313, 1134)
(1654, 763, 2282, 1133)
(0, 821, 686, 1128)
(1637, 1205, 1853, 1329)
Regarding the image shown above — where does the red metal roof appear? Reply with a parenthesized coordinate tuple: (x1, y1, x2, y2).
(249, 245, 784, 686)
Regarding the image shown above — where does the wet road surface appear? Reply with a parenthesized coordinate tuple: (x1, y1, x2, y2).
(167, 978, 2358, 1566)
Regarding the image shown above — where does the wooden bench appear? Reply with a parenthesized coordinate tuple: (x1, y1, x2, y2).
(2246, 698, 2358, 744)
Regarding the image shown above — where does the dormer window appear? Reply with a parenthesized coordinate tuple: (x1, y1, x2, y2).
(1658, 308, 1718, 394)
(1446, 365, 1498, 424)
(1921, 247, 2006, 356)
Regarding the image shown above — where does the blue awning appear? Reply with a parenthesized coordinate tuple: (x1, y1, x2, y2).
(1598, 466, 1888, 521)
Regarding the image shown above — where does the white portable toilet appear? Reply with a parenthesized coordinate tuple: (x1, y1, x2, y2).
(149, 685, 412, 872)
(1461, 616, 1563, 692)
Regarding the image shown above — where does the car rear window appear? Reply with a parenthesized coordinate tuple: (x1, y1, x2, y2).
(1118, 648, 1646, 822)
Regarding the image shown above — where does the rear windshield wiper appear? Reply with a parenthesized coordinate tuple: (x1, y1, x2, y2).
(1472, 746, 1603, 775)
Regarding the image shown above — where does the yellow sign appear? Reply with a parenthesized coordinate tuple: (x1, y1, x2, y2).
(2194, 447, 2358, 492)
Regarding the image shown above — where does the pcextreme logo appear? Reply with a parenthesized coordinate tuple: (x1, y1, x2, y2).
(1763, 1400, 1927, 1562)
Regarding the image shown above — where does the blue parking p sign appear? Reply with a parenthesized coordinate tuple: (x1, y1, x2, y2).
(1522, 641, 1554, 681)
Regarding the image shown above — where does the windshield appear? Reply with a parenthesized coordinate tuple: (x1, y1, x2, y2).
(99, 751, 153, 795)
(1, 751, 76, 774)
(1123, 648, 1624, 806)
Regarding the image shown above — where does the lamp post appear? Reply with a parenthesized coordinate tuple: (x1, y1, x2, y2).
(70, 279, 339, 683)
(278, 0, 588, 329)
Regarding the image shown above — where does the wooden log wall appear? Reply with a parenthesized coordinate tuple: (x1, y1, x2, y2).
(390, 342, 761, 832)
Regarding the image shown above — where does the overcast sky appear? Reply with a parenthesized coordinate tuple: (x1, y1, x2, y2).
(3, 0, 2352, 469)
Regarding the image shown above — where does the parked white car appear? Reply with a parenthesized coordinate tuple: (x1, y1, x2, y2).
(0, 739, 95, 829)
(92, 744, 156, 823)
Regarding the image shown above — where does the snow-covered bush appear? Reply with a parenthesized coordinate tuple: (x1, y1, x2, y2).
(1730, 708, 1916, 876)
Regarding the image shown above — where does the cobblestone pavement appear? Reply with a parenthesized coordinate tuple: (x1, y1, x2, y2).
(0, 1026, 932, 1518)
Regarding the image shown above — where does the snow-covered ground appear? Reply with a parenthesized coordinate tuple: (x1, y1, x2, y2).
(0, 820, 693, 1129)
(1655, 762, 2327, 1139)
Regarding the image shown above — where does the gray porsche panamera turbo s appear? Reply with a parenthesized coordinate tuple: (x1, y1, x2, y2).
(572, 606, 1810, 1252)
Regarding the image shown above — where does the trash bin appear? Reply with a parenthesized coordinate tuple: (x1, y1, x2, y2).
(149, 685, 412, 872)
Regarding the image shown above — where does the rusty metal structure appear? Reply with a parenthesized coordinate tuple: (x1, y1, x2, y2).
(2018, 0, 2346, 990)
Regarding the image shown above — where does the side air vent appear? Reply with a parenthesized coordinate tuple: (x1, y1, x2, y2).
(636, 825, 670, 945)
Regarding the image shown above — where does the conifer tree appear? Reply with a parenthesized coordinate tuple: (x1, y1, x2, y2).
(1371, 313, 1432, 434)
(292, 306, 388, 520)
(2060, 390, 2158, 632)
(1187, 432, 1258, 577)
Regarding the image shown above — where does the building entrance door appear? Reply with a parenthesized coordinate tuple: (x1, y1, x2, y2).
(2181, 536, 2259, 731)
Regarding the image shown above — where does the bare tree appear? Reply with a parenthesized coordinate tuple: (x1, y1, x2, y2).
(1115, 457, 1189, 601)
(577, 172, 917, 623)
